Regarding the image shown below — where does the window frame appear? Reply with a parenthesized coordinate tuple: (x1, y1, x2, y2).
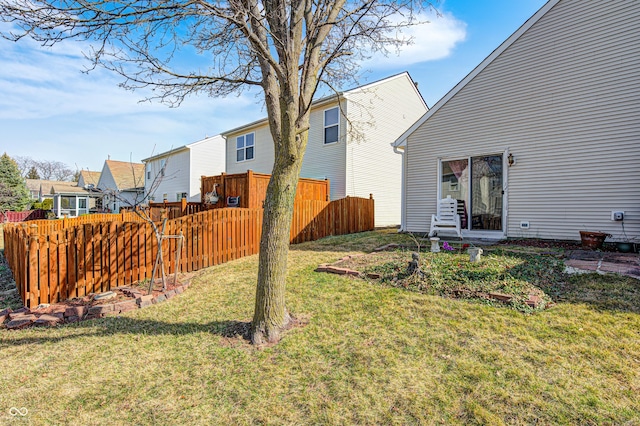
(236, 132, 255, 163)
(323, 106, 340, 145)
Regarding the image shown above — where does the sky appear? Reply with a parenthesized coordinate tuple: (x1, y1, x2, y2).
(0, 0, 548, 173)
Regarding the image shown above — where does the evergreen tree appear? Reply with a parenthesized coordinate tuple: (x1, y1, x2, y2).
(0, 153, 31, 211)
(26, 166, 40, 179)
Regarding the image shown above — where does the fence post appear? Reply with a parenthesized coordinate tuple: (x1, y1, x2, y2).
(27, 228, 39, 308)
(246, 169, 253, 208)
(200, 175, 205, 204)
(181, 197, 187, 215)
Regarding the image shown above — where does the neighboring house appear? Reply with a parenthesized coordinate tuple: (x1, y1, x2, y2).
(97, 160, 145, 212)
(49, 182, 95, 218)
(25, 179, 61, 202)
(392, 0, 640, 241)
(77, 170, 101, 189)
(223, 72, 427, 226)
(142, 135, 226, 203)
(25, 179, 42, 201)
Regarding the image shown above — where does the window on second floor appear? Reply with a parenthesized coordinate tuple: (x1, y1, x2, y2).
(236, 133, 255, 162)
(324, 107, 339, 144)
(146, 163, 151, 180)
(160, 159, 166, 177)
(176, 192, 188, 201)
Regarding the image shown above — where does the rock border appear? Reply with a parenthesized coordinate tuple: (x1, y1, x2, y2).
(0, 280, 191, 331)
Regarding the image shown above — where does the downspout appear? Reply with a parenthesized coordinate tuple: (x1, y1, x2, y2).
(393, 142, 407, 232)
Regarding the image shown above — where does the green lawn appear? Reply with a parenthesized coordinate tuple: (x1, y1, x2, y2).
(1, 230, 639, 424)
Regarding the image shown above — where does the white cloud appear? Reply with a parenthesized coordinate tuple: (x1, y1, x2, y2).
(361, 11, 467, 69)
(0, 34, 262, 170)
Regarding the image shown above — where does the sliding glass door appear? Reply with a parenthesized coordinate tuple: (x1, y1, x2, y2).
(441, 154, 503, 232)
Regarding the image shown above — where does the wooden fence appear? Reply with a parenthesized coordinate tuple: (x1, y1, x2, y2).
(4, 196, 374, 307)
(145, 199, 210, 221)
(11, 211, 148, 235)
(0, 210, 47, 223)
(201, 170, 329, 209)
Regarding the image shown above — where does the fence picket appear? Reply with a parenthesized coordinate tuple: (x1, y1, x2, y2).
(4, 196, 374, 307)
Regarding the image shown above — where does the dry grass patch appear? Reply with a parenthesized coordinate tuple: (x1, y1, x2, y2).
(0, 229, 639, 424)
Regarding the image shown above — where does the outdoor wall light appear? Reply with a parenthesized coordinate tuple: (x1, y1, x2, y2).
(507, 153, 515, 167)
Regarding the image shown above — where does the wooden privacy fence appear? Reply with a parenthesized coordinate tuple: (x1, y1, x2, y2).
(4, 196, 374, 307)
(145, 198, 210, 221)
(201, 170, 329, 209)
(12, 211, 148, 235)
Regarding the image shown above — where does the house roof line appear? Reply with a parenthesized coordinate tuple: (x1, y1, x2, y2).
(100, 160, 145, 191)
(141, 135, 223, 162)
(221, 72, 418, 137)
(391, 0, 559, 148)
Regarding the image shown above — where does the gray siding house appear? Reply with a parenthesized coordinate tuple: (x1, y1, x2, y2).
(393, 0, 640, 242)
(223, 72, 428, 226)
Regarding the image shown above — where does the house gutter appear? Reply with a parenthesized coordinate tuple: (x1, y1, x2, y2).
(392, 141, 407, 232)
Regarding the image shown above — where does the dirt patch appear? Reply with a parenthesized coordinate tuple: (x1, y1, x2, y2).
(219, 315, 310, 348)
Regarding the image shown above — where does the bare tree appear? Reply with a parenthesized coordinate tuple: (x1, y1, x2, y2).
(99, 156, 182, 293)
(13, 155, 75, 180)
(1, 0, 431, 344)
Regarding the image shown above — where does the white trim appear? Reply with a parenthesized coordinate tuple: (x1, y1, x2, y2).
(235, 132, 256, 163)
(461, 230, 505, 240)
(323, 106, 340, 145)
(141, 135, 223, 162)
(223, 72, 423, 137)
(503, 148, 510, 238)
(393, 144, 407, 231)
(392, 0, 561, 148)
(439, 153, 506, 234)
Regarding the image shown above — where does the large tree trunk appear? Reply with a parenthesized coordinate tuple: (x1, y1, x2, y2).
(251, 163, 299, 344)
(251, 133, 308, 343)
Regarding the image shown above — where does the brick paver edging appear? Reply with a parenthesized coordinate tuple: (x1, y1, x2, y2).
(0, 281, 191, 331)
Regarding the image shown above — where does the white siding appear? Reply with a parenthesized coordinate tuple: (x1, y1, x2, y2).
(145, 150, 191, 202)
(301, 100, 347, 199)
(225, 124, 275, 175)
(405, 0, 640, 241)
(96, 162, 119, 212)
(222, 73, 426, 222)
(346, 74, 427, 226)
(188, 136, 226, 201)
(224, 102, 348, 200)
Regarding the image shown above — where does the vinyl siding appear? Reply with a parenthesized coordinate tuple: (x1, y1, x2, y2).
(97, 164, 142, 212)
(224, 101, 348, 200)
(225, 125, 274, 175)
(189, 136, 226, 201)
(300, 100, 347, 200)
(145, 150, 191, 202)
(405, 0, 640, 241)
(345, 74, 427, 226)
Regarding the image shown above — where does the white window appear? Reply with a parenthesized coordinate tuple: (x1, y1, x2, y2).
(160, 159, 166, 177)
(162, 193, 168, 201)
(146, 163, 151, 180)
(324, 107, 339, 144)
(176, 192, 187, 201)
(236, 133, 255, 162)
